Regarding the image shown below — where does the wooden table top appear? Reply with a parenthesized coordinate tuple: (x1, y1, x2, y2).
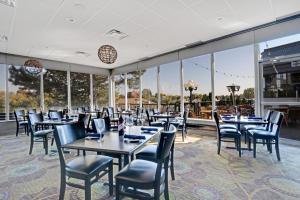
(62, 126, 162, 155)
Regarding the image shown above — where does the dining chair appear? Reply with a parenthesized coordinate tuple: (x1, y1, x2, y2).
(78, 113, 92, 132)
(170, 110, 188, 141)
(247, 111, 284, 161)
(244, 110, 273, 131)
(212, 111, 241, 157)
(115, 128, 176, 200)
(28, 108, 37, 114)
(28, 113, 53, 155)
(93, 118, 123, 171)
(49, 111, 63, 120)
(14, 110, 28, 136)
(136, 124, 177, 181)
(145, 109, 165, 127)
(54, 122, 113, 200)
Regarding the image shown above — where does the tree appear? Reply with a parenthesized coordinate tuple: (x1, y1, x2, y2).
(243, 88, 254, 99)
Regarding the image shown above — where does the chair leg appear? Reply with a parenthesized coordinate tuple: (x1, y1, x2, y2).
(217, 138, 221, 155)
(170, 152, 175, 181)
(44, 136, 48, 155)
(275, 140, 281, 161)
(84, 179, 91, 200)
(238, 137, 241, 157)
(51, 138, 55, 146)
(244, 131, 247, 144)
(29, 136, 34, 155)
(16, 123, 19, 137)
(182, 129, 184, 142)
(253, 137, 256, 158)
(59, 173, 66, 200)
(115, 180, 120, 200)
(248, 137, 251, 151)
(108, 162, 113, 196)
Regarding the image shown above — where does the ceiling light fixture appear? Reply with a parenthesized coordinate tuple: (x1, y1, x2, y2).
(98, 45, 118, 64)
(217, 17, 224, 21)
(0, 0, 16, 7)
(106, 29, 128, 40)
(0, 35, 8, 42)
(65, 17, 76, 23)
(24, 59, 44, 75)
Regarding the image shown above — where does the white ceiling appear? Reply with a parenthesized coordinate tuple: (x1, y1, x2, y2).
(0, 0, 300, 69)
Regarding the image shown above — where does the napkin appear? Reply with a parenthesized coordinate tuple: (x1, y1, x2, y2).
(141, 127, 158, 131)
(124, 134, 146, 140)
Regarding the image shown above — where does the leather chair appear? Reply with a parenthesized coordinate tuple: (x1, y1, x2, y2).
(14, 110, 28, 136)
(244, 110, 273, 131)
(248, 111, 284, 161)
(54, 122, 113, 200)
(136, 124, 177, 181)
(28, 113, 53, 155)
(212, 111, 241, 157)
(115, 129, 176, 200)
(146, 109, 166, 128)
(170, 109, 188, 141)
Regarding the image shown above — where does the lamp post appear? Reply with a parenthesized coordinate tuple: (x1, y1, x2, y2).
(226, 83, 240, 106)
(184, 80, 198, 104)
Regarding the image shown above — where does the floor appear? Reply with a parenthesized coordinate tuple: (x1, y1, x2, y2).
(1, 129, 300, 200)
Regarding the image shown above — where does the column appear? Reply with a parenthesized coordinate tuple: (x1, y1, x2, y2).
(157, 66, 161, 111)
(90, 74, 93, 111)
(211, 53, 216, 111)
(40, 72, 44, 112)
(139, 70, 143, 109)
(67, 68, 71, 113)
(124, 73, 128, 110)
(254, 43, 261, 116)
(180, 60, 184, 114)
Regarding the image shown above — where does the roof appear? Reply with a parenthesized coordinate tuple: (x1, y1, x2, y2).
(261, 41, 300, 60)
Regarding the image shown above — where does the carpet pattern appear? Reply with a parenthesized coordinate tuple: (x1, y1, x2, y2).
(1, 131, 300, 200)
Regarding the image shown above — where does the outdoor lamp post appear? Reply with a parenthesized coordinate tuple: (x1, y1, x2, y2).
(226, 83, 240, 106)
(184, 80, 198, 104)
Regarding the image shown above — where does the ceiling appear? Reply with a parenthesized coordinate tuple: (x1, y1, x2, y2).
(0, 0, 300, 69)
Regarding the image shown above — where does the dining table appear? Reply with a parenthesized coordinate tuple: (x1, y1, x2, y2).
(62, 126, 163, 168)
(151, 113, 177, 129)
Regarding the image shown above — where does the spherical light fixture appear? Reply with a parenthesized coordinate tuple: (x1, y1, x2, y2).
(24, 59, 43, 75)
(98, 45, 117, 64)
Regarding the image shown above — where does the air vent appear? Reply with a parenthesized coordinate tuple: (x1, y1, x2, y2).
(75, 51, 90, 57)
(0, 0, 16, 7)
(106, 29, 128, 40)
(0, 35, 8, 42)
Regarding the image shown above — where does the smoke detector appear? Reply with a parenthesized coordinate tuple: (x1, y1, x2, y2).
(106, 29, 128, 40)
(0, 0, 16, 7)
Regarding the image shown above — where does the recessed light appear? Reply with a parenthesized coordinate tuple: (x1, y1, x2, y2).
(106, 29, 128, 40)
(75, 51, 90, 57)
(65, 17, 76, 23)
(0, 35, 8, 42)
(217, 17, 224, 21)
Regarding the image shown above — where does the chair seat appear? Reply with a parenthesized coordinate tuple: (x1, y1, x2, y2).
(136, 145, 157, 161)
(248, 129, 275, 137)
(220, 124, 237, 129)
(66, 155, 112, 176)
(150, 121, 165, 127)
(34, 129, 53, 137)
(244, 125, 266, 131)
(115, 160, 164, 186)
(19, 121, 28, 125)
(220, 129, 241, 137)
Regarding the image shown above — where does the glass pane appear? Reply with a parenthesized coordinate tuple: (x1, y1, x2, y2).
(142, 67, 157, 110)
(93, 74, 108, 110)
(215, 45, 255, 115)
(44, 69, 68, 111)
(8, 65, 41, 119)
(71, 72, 90, 110)
(183, 55, 212, 119)
(160, 61, 180, 113)
(115, 74, 125, 110)
(0, 64, 6, 121)
(127, 71, 140, 110)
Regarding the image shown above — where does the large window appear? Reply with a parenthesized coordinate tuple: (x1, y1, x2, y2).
(214, 45, 255, 115)
(183, 55, 212, 119)
(127, 71, 140, 110)
(71, 72, 90, 111)
(142, 67, 158, 110)
(160, 62, 180, 112)
(44, 69, 68, 111)
(93, 74, 109, 110)
(8, 65, 41, 119)
(0, 64, 6, 121)
(114, 74, 125, 110)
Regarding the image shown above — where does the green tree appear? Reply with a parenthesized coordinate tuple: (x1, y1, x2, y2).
(243, 88, 255, 99)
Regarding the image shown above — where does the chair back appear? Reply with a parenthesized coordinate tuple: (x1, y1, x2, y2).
(78, 113, 91, 130)
(28, 113, 43, 134)
(168, 123, 177, 132)
(107, 107, 114, 117)
(49, 111, 63, 120)
(48, 109, 57, 118)
(212, 111, 221, 134)
(264, 110, 272, 121)
(54, 122, 86, 167)
(145, 109, 152, 126)
(28, 108, 36, 114)
(156, 126, 176, 163)
(14, 110, 25, 121)
(93, 118, 106, 134)
(269, 111, 284, 137)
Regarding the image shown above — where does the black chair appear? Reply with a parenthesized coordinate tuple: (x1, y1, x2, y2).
(244, 110, 273, 131)
(136, 124, 177, 181)
(54, 122, 113, 200)
(103, 107, 118, 131)
(28, 113, 53, 155)
(28, 108, 37, 114)
(14, 110, 28, 136)
(170, 110, 188, 141)
(49, 111, 63, 120)
(78, 113, 92, 133)
(115, 128, 176, 200)
(247, 111, 284, 161)
(212, 111, 241, 157)
(145, 109, 165, 128)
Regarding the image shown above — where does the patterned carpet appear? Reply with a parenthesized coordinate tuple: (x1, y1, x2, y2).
(1, 131, 300, 200)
